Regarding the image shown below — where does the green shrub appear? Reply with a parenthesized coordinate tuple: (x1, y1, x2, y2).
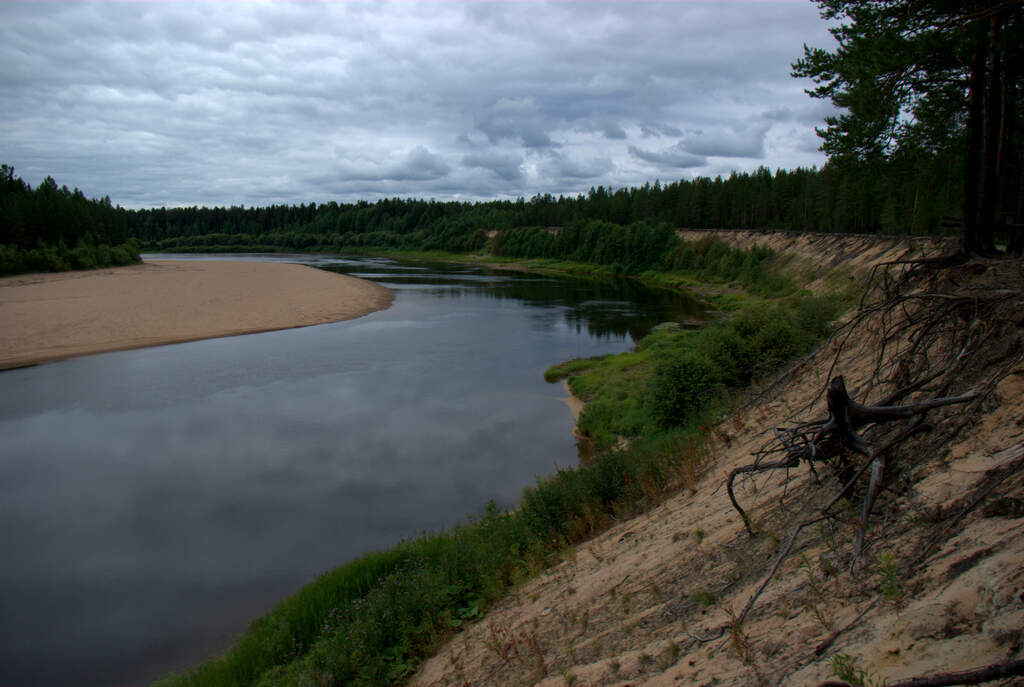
(692, 325, 752, 387)
(649, 350, 722, 429)
(0, 239, 140, 277)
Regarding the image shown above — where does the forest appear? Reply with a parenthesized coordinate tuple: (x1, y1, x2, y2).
(129, 156, 966, 257)
(0, 164, 140, 276)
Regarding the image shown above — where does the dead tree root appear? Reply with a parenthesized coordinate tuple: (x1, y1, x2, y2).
(725, 256, 1024, 644)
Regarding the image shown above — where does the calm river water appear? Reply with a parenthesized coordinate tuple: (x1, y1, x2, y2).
(0, 255, 704, 687)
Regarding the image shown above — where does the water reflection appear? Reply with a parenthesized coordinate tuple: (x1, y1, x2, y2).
(0, 255, 704, 687)
(320, 259, 707, 340)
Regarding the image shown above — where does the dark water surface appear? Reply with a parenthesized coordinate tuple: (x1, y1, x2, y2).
(0, 255, 704, 687)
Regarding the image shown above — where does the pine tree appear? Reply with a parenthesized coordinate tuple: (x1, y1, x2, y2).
(793, 0, 1023, 254)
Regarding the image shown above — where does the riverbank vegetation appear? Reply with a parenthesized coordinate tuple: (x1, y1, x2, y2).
(0, 165, 140, 276)
(547, 293, 841, 447)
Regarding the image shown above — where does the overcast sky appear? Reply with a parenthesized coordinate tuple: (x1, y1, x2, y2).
(1, 1, 837, 209)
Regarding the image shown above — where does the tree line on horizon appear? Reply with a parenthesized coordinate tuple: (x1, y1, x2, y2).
(130, 154, 966, 255)
(0, 164, 140, 276)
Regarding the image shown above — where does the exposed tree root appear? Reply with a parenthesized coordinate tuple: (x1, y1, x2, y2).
(727, 376, 976, 568)
(725, 256, 1024, 649)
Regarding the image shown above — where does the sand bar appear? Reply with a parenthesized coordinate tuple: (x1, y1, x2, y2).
(0, 260, 394, 370)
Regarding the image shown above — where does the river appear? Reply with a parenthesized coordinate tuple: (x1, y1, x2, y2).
(0, 255, 704, 687)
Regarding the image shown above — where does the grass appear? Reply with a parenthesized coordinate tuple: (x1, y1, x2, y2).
(689, 590, 717, 607)
(830, 653, 887, 687)
(875, 552, 904, 603)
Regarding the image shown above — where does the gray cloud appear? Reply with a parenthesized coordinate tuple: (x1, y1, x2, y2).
(544, 152, 616, 181)
(0, 1, 838, 207)
(310, 147, 452, 188)
(475, 97, 556, 149)
(462, 151, 525, 183)
(640, 124, 685, 139)
(681, 124, 771, 159)
(629, 144, 707, 169)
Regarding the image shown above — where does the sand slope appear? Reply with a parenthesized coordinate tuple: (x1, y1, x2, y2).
(0, 260, 393, 370)
(412, 238, 1024, 687)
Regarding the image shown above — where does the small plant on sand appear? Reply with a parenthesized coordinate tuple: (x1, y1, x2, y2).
(689, 589, 716, 607)
(875, 552, 904, 603)
(657, 640, 681, 671)
(830, 653, 887, 687)
(521, 628, 546, 678)
(799, 554, 834, 632)
(724, 606, 753, 664)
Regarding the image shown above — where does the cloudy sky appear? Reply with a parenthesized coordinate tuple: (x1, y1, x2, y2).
(1, 1, 837, 209)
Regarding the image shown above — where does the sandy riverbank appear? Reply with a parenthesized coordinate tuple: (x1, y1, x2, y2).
(0, 260, 394, 370)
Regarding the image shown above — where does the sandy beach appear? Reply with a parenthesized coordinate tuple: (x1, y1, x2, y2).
(0, 260, 394, 370)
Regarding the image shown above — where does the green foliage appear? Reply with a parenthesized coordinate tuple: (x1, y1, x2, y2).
(649, 350, 721, 430)
(0, 166, 140, 276)
(792, 1, 983, 163)
(544, 356, 603, 382)
(792, 3, 1023, 253)
(9, 156, 979, 266)
(0, 239, 140, 277)
(561, 294, 841, 444)
(563, 345, 657, 444)
(830, 653, 887, 687)
(494, 219, 676, 274)
(875, 552, 904, 603)
(663, 236, 793, 296)
(123, 162, 969, 256)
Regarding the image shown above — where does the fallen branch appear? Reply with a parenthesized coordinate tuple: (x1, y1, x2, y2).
(817, 657, 1024, 687)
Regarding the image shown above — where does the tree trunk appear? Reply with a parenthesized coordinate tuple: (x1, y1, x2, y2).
(1002, 16, 1023, 255)
(980, 15, 1001, 230)
(962, 17, 988, 255)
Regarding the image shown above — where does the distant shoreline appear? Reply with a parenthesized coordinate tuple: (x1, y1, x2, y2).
(0, 260, 394, 370)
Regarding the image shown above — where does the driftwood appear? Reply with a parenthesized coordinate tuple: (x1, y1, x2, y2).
(818, 657, 1024, 686)
(727, 375, 976, 570)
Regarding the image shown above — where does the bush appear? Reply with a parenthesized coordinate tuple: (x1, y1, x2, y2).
(692, 324, 752, 387)
(649, 350, 722, 429)
(0, 239, 140, 276)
